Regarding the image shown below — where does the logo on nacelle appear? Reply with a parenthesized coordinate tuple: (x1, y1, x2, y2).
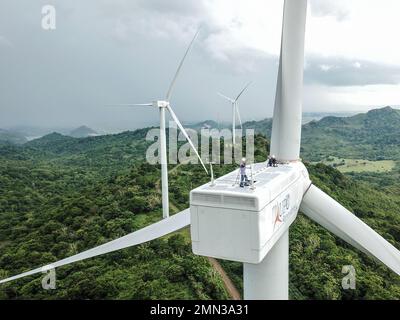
(272, 194, 290, 231)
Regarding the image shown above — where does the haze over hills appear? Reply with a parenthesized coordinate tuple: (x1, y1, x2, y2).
(0, 129, 27, 145)
(0, 111, 358, 144)
(186, 112, 356, 130)
(2, 106, 399, 163)
(68, 126, 98, 138)
(301, 112, 356, 124)
(187, 120, 223, 131)
(1, 106, 399, 167)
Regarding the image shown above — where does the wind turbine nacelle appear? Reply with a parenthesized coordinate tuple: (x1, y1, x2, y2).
(153, 100, 169, 108)
(190, 162, 311, 264)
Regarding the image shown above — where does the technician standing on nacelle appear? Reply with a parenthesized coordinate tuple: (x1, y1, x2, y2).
(240, 158, 249, 187)
(268, 155, 278, 167)
(272, 155, 278, 167)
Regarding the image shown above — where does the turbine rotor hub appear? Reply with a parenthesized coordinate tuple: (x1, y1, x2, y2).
(153, 100, 169, 108)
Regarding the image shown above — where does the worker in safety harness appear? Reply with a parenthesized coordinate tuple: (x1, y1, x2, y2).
(268, 154, 278, 167)
(239, 158, 250, 187)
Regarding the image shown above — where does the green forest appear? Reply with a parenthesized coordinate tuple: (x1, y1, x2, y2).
(243, 106, 400, 162)
(0, 108, 400, 299)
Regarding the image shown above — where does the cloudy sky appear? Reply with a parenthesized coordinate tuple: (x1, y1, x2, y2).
(1, 0, 400, 131)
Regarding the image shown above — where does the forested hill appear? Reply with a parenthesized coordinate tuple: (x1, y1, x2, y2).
(241, 106, 400, 161)
(0, 129, 152, 171)
(301, 106, 400, 161)
(0, 133, 399, 299)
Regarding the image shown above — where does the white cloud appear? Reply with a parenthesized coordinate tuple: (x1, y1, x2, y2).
(310, 0, 350, 21)
(306, 0, 400, 65)
(106, 0, 400, 67)
(319, 64, 334, 72)
(336, 84, 400, 107)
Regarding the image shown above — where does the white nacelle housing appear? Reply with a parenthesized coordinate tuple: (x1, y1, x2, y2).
(153, 100, 169, 108)
(190, 162, 310, 264)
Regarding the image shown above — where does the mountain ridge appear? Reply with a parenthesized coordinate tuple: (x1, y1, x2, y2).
(242, 106, 400, 161)
(69, 125, 98, 138)
(2, 106, 399, 163)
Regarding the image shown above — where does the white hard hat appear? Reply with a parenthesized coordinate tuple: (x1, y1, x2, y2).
(242, 157, 246, 162)
(272, 154, 276, 158)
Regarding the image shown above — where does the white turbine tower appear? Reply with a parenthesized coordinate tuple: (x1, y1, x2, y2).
(113, 30, 208, 220)
(218, 82, 252, 145)
(1, 0, 400, 301)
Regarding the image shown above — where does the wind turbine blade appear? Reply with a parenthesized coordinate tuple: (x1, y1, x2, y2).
(300, 185, 400, 276)
(270, 0, 307, 161)
(235, 103, 243, 131)
(0, 209, 190, 285)
(217, 92, 235, 103)
(106, 103, 153, 107)
(166, 105, 208, 174)
(270, 50, 282, 158)
(235, 81, 252, 102)
(165, 29, 200, 101)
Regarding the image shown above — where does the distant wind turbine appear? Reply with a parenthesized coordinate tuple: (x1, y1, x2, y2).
(109, 29, 208, 220)
(218, 81, 252, 144)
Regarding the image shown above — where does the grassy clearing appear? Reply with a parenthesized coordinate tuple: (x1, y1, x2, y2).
(314, 156, 396, 173)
